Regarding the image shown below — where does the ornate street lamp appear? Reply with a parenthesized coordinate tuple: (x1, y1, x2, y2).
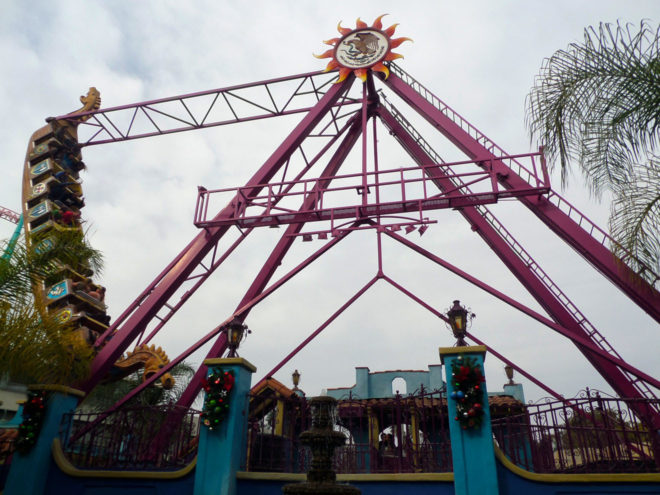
(226, 317, 249, 357)
(292, 369, 301, 390)
(446, 300, 474, 346)
(504, 365, 515, 385)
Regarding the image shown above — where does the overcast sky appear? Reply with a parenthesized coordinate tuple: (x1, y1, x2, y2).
(1, 1, 658, 404)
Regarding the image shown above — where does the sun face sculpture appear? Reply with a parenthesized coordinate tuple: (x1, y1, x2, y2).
(315, 15, 411, 82)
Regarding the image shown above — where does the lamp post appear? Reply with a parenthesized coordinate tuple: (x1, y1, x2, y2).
(446, 300, 474, 347)
(504, 365, 515, 385)
(226, 317, 249, 357)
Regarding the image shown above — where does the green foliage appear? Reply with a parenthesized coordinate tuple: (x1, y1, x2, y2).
(0, 229, 103, 385)
(15, 391, 46, 454)
(81, 362, 196, 412)
(450, 356, 486, 430)
(527, 21, 660, 274)
(559, 407, 642, 448)
(200, 369, 235, 430)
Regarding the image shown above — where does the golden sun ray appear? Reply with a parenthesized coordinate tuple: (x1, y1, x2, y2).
(316, 15, 411, 83)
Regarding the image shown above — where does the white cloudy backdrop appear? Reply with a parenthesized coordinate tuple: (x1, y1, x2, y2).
(1, 1, 658, 403)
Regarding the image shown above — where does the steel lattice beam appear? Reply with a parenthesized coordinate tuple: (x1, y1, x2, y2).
(378, 105, 660, 424)
(83, 74, 356, 393)
(382, 67, 660, 319)
(175, 113, 365, 409)
(53, 71, 357, 147)
(0, 206, 20, 224)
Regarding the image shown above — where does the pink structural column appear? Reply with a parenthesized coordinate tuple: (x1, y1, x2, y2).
(377, 107, 659, 419)
(84, 75, 355, 393)
(175, 110, 365, 409)
(382, 72, 660, 323)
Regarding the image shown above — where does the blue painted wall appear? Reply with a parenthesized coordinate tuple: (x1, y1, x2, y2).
(44, 455, 195, 495)
(326, 366, 444, 399)
(496, 459, 660, 495)
(237, 478, 455, 495)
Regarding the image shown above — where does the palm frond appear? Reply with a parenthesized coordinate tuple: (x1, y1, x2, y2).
(81, 362, 197, 412)
(0, 228, 103, 385)
(527, 20, 660, 193)
(610, 158, 660, 274)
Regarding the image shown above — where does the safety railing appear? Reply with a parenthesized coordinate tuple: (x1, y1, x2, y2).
(387, 61, 660, 290)
(59, 404, 200, 471)
(194, 152, 548, 231)
(244, 387, 452, 474)
(380, 97, 659, 405)
(491, 390, 660, 474)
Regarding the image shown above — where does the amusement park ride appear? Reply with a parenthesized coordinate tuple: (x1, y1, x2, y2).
(17, 16, 659, 429)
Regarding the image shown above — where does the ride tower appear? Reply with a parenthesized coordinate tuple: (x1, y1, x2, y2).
(23, 16, 659, 429)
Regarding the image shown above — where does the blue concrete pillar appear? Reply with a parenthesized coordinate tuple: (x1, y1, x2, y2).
(194, 357, 256, 495)
(4, 385, 84, 495)
(440, 346, 499, 495)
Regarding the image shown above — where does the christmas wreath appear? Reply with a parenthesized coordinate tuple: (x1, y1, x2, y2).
(15, 390, 47, 454)
(200, 369, 235, 430)
(449, 355, 486, 430)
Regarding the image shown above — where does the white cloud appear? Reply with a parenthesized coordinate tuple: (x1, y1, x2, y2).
(1, 0, 658, 404)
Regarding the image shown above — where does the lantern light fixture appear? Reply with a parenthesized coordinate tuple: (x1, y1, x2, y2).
(226, 317, 250, 357)
(446, 300, 475, 347)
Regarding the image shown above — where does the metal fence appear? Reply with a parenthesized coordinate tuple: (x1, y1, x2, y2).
(245, 387, 452, 474)
(59, 404, 200, 471)
(0, 429, 16, 466)
(491, 390, 660, 474)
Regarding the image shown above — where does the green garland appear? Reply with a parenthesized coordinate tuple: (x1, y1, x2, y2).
(15, 390, 47, 453)
(450, 355, 486, 430)
(200, 369, 235, 430)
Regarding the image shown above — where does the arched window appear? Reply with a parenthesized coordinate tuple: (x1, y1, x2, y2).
(391, 377, 407, 396)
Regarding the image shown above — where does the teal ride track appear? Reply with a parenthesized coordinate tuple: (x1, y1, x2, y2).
(1, 215, 23, 262)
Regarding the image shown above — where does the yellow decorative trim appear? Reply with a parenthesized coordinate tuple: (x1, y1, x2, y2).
(237, 472, 306, 482)
(236, 471, 453, 482)
(52, 438, 196, 479)
(28, 384, 85, 398)
(494, 444, 660, 483)
(204, 357, 257, 373)
(438, 345, 487, 364)
(338, 473, 454, 482)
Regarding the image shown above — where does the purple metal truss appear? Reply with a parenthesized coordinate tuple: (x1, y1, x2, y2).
(375, 104, 660, 423)
(83, 75, 356, 393)
(174, 115, 366, 409)
(193, 151, 549, 231)
(54, 71, 357, 146)
(67, 62, 659, 429)
(383, 62, 660, 314)
(0, 206, 20, 224)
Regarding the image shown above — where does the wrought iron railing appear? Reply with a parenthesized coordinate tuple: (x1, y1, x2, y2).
(59, 404, 200, 471)
(491, 390, 660, 474)
(244, 387, 452, 474)
(0, 429, 16, 466)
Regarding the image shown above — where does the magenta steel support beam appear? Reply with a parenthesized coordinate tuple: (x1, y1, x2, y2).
(53, 70, 357, 146)
(137, 230, 252, 346)
(100, 228, 352, 413)
(262, 276, 379, 382)
(377, 106, 660, 413)
(137, 113, 359, 347)
(0, 206, 20, 224)
(385, 230, 660, 390)
(175, 113, 366, 408)
(382, 70, 660, 322)
(83, 75, 355, 393)
(381, 273, 566, 401)
(100, 111, 358, 347)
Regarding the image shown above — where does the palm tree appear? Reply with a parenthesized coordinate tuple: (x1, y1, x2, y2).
(0, 229, 103, 385)
(80, 362, 197, 412)
(527, 21, 660, 274)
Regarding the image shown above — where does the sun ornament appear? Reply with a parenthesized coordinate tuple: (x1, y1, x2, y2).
(315, 15, 412, 83)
